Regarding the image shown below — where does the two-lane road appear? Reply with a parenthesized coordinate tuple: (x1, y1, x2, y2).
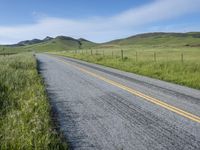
(37, 54, 200, 150)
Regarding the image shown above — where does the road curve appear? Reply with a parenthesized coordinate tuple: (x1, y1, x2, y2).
(37, 54, 200, 150)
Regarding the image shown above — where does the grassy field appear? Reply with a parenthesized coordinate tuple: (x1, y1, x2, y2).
(51, 46, 200, 90)
(0, 53, 67, 149)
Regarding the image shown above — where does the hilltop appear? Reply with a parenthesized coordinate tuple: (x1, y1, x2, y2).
(0, 32, 200, 53)
(0, 36, 97, 53)
(104, 32, 200, 48)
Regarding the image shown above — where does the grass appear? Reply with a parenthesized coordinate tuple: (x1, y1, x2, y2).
(0, 53, 68, 149)
(0, 36, 97, 53)
(0, 32, 199, 148)
(2, 32, 199, 54)
(0, 32, 199, 149)
(51, 48, 200, 90)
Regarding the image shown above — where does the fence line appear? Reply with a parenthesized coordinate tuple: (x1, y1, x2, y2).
(70, 49, 199, 62)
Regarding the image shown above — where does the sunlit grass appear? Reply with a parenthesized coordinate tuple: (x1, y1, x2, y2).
(0, 53, 67, 149)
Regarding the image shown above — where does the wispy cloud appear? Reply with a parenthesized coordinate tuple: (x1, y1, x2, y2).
(0, 0, 200, 44)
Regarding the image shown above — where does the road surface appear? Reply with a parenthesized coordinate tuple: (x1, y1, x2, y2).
(37, 54, 200, 150)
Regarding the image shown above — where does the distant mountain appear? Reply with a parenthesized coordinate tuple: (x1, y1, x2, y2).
(15, 36, 53, 46)
(43, 36, 53, 41)
(16, 39, 43, 46)
(1, 32, 200, 53)
(8, 36, 97, 52)
(10, 32, 200, 48)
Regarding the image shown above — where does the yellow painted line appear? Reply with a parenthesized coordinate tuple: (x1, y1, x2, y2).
(51, 55, 200, 124)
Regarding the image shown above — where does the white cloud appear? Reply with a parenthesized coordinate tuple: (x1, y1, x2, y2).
(0, 0, 200, 44)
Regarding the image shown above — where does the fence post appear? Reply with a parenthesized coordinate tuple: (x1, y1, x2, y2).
(181, 53, 183, 63)
(154, 52, 156, 62)
(112, 51, 113, 58)
(121, 50, 124, 60)
(103, 50, 104, 57)
(91, 49, 93, 55)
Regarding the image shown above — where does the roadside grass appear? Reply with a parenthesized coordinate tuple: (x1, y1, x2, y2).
(51, 48, 200, 90)
(0, 53, 68, 149)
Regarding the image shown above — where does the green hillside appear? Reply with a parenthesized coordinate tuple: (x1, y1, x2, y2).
(0, 32, 200, 54)
(0, 36, 97, 53)
(106, 32, 200, 48)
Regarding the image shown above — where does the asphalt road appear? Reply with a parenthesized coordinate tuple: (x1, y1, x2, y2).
(37, 54, 200, 150)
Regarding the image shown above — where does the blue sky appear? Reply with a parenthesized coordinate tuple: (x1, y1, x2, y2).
(0, 0, 200, 44)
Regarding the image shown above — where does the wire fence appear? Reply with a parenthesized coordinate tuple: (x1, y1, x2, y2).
(68, 49, 200, 63)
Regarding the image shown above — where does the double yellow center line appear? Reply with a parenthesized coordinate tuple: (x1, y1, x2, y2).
(53, 55, 200, 124)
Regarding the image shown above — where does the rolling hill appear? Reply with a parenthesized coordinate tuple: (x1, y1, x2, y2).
(0, 32, 200, 53)
(0, 36, 97, 53)
(105, 32, 200, 47)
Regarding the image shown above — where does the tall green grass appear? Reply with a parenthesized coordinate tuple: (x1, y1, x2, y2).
(0, 53, 67, 149)
(52, 51, 200, 90)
